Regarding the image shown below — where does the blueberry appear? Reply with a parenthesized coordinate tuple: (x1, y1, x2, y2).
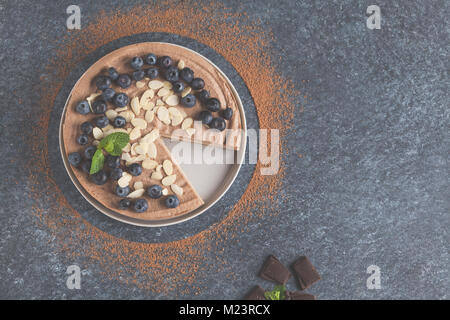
(80, 160, 91, 173)
(91, 170, 108, 185)
(132, 69, 145, 81)
(130, 56, 144, 70)
(197, 89, 210, 103)
(77, 134, 89, 145)
(164, 66, 179, 82)
(133, 198, 148, 213)
(107, 67, 119, 81)
(191, 78, 205, 90)
(127, 163, 142, 176)
(94, 116, 109, 128)
(172, 81, 184, 93)
(221, 107, 233, 120)
(119, 198, 131, 210)
(146, 67, 159, 79)
(110, 167, 123, 180)
(181, 94, 196, 108)
(158, 56, 172, 68)
(205, 98, 221, 112)
(145, 53, 157, 65)
(102, 88, 116, 101)
(84, 145, 97, 160)
(115, 185, 130, 197)
(92, 99, 107, 114)
(113, 116, 126, 128)
(179, 67, 194, 83)
(210, 117, 226, 131)
(80, 121, 93, 135)
(75, 100, 90, 115)
(116, 74, 131, 89)
(165, 195, 180, 208)
(68, 152, 81, 166)
(198, 110, 213, 125)
(105, 155, 120, 169)
(113, 93, 129, 108)
(95, 75, 111, 91)
(146, 184, 162, 199)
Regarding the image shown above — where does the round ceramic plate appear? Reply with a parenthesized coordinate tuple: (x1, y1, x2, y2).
(59, 42, 247, 227)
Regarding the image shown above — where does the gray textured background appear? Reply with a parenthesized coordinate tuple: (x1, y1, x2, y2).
(0, 0, 448, 299)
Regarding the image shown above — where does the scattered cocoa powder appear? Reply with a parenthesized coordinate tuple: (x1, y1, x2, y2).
(26, 1, 300, 296)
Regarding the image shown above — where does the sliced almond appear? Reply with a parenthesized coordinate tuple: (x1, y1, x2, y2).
(186, 127, 196, 136)
(129, 127, 141, 140)
(135, 154, 146, 162)
(151, 171, 163, 180)
(166, 95, 179, 106)
(171, 114, 183, 126)
(142, 158, 158, 170)
(136, 80, 145, 89)
(123, 143, 131, 153)
(86, 92, 101, 110)
(162, 188, 169, 196)
(119, 111, 135, 122)
(181, 117, 193, 130)
(181, 86, 191, 98)
(157, 106, 170, 123)
(118, 173, 132, 188)
(177, 60, 185, 70)
(131, 96, 141, 116)
(148, 80, 164, 90)
(130, 142, 139, 156)
(127, 189, 145, 199)
(105, 109, 118, 121)
(158, 88, 170, 98)
(156, 99, 165, 106)
(144, 110, 155, 123)
(101, 124, 114, 133)
(121, 152, 132, 162)
(134, 181, 144, 190)
(147, 142, 157, 159)
(168, 107, 180, 116)
(142, 128, 159, 143)
(171, 184, 183, 196)
(111, 128, 128, 134)
(92, 127, 103, 140)
(135, 143, 148, 155)
(131, 118, 147, 129)
(140, 89, 154, 107)
(162, 174, 177, 186)
(162, 160, 173, 175)
(142, 101, 155, 111)
(115, 106, 128, 112)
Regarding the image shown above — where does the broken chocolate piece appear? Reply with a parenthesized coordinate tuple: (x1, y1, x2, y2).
(286, 291, 316, 300)
(291, 256, 321, 290)
(244, 285, 266, 300)
(258, 255, 291, 285)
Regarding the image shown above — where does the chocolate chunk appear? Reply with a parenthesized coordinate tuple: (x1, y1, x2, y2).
(291, 256, 321, 290)
(244, 285, 266, 300)
(258, 255, 291, 285)
(286, 291, 316, 300)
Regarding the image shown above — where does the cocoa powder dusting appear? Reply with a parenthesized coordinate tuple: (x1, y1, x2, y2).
(26, 1, 300, 296)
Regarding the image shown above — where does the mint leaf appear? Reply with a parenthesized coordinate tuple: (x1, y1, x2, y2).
(109, 143, 126, 156)
(264, 285, 286, 300)
(98, 132, 129, 151)
(104, 140, 115, 154)
(90, 149, 105, 175)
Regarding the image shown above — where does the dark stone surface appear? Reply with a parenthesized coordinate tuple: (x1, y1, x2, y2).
(0, 0, 448, 299)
